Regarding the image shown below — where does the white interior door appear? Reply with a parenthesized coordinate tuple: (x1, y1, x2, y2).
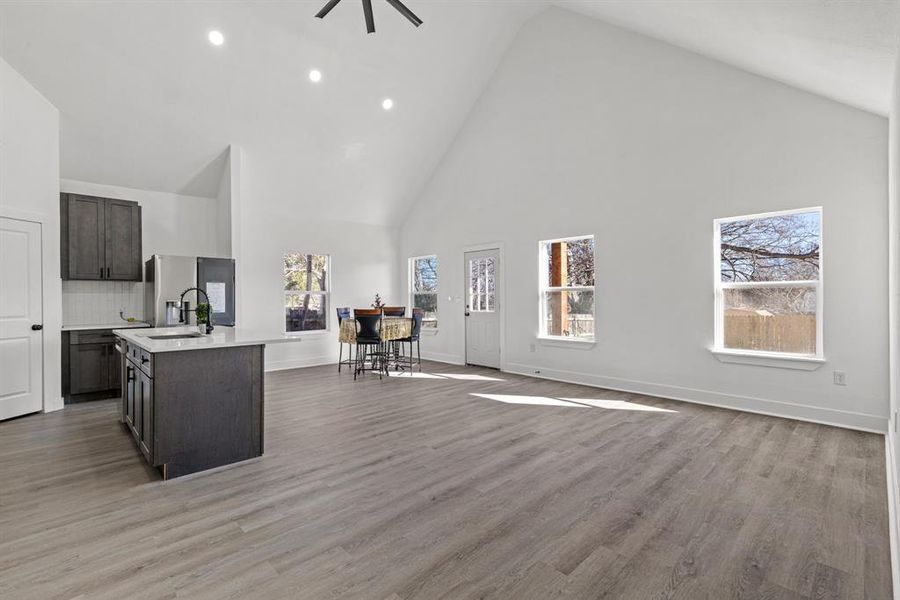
(465, 249, 500, 368)
(0, 217, 43, 420)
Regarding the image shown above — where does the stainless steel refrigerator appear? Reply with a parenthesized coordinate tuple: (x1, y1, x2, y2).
(144, 255, 236, 327)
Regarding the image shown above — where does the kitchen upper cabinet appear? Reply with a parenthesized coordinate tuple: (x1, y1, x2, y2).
(105, 199, 142, 280)
(61, 194, 142, 281)
(64, 194, 105, 280)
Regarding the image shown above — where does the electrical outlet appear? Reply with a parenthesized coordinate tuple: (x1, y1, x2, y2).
(833, 371, 847, 386)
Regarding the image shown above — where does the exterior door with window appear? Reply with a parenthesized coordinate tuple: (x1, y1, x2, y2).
(464, 249, 500, 368)
(0, 217, 44, 420)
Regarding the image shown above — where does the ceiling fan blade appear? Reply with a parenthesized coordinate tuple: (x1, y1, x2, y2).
(315, 0, 343, 19)
(384, 0, 423, 27)
(362, 0, 375, 33)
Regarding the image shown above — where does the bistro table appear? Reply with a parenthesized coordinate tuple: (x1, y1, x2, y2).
(338, 316, 413, 343)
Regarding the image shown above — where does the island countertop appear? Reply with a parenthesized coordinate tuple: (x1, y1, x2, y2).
(114, 326, 299, 353)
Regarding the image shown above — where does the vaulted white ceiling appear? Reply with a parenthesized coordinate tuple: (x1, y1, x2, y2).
(556, 0, 899, 116)
(1, 1, 896, 225)
(0, 0, 543, 223)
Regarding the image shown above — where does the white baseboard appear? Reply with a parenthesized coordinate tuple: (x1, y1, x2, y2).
(887, 432, 900, 599)
(504, 362, 887, 433)
(265, 355, 335, 372)
(420, 351, 465, 366)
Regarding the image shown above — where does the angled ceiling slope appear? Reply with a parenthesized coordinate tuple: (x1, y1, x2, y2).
(554, 0, 900, 116)
(0, 1, 543, 225)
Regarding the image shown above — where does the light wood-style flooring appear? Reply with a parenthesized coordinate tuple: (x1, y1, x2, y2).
(0, 361, 891, 599)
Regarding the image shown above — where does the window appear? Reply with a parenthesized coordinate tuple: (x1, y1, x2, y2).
(714, 208, 822, 357)
(284, 252, 329, 333)
(539, 236, 595, 341)
(411, 255, 438, 328)
(468, 257, 495, 312)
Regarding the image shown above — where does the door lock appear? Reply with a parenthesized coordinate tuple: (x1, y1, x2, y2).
(31, 324, 43, 331)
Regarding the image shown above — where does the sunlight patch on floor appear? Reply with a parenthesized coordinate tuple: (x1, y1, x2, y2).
(558, 398, 677, 413)
(387, 372, 447, 379)
(441, 373, 505, 382)
(386, 372, 506, 381)
(470, 393, 678, 413)
(470, 393, 585, 407)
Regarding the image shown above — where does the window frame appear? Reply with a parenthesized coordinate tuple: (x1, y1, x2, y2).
(538, 234, 596, 343)
(409, 254, 439, 330)
(712, 207, 824, 363)
(283, 252, 331, 336)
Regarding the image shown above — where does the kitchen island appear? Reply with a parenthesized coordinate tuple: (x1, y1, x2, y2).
(113, 326, 294, 479)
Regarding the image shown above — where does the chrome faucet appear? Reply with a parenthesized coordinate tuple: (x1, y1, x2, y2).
(178, 287, 215, 334)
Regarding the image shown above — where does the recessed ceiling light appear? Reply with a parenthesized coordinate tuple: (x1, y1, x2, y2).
(382, 98, 394, 111)
(309, 69, 322, 83)
(208, 30, 225, 46)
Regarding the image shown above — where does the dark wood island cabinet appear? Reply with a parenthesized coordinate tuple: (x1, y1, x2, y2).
(115, 328, 272, 479)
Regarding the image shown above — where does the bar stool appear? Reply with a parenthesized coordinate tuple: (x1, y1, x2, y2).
(336, 307, 352, 372)
(397, 308, 424, 372)
(381, 307, 405, 367)
(353, 309, 386, 380)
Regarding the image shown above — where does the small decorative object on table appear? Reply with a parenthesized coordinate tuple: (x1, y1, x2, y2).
(372, 293, 385, 309)
(196, 303, 211, 335)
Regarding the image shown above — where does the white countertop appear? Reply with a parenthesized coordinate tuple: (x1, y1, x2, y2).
(113, 326, 300, 353)
(63, 322, 151, 332)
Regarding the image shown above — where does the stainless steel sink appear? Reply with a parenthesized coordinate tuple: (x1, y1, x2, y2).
(146, 333, 203, 340)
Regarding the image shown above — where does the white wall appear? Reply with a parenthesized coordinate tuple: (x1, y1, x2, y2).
(887, 30, 900, 598)
(234, 146, 400, 370)
(400, 8, 889, 432)
(0, 58, 62, 412)
(215, 147, 233, 259)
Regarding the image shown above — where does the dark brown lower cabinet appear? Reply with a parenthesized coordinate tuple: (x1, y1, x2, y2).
(118, 338, 264, 480)
(63, 329, 126, 403)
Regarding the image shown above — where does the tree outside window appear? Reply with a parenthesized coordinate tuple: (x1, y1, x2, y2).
(411, 255, 438, 328)
(715, 209, 822, 356)
(539, 236, 595, 340)
(284, 253, 329, 333)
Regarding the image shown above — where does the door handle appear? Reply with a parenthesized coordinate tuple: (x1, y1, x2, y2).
(31, 324, 43, 331)
(464, 305, 470, 317)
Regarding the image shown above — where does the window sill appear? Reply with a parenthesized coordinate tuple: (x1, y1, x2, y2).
(285, 330, 330, 338)
(710, 348, 825, 371)
(537, 336, 596, 350)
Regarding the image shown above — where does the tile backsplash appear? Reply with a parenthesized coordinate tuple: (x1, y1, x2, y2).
(62, 281, 144, 325)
